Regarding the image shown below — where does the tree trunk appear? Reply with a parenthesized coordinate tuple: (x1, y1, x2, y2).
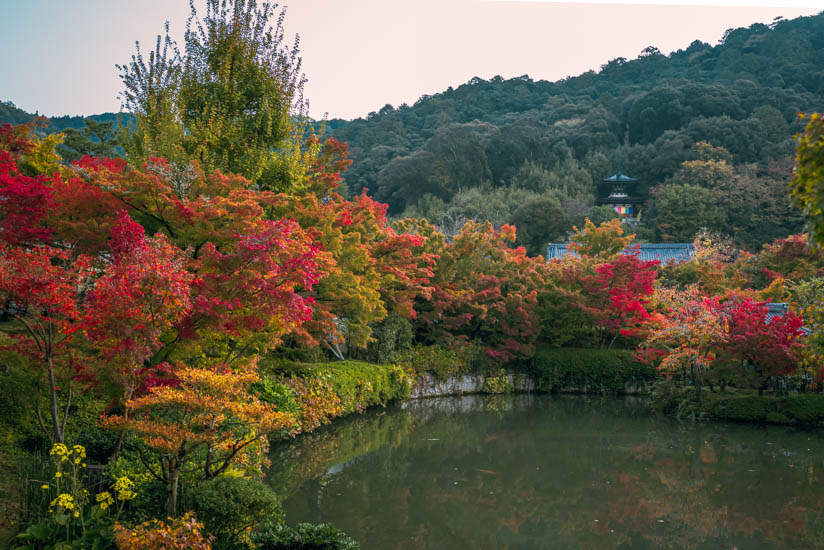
(110, 389, 134, 461)
(693, 362, 703, 406)
(204, 444, 213, 479)
(47, 356, 63, 443)
(167, 464, 180, 518)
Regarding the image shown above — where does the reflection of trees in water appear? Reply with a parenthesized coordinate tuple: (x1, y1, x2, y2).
(272, 395, 824, 550)
(266, 407, 416, 498)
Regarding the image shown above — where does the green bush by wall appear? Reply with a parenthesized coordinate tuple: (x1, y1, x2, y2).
(720, 396, 770, 422)
(715, 393, 824, 424)
(260, 360, 413, 416)
(395, 343, 487, 381)
(779, 394, 824, 423)
(530, 347, 657, 394)
(253, 520, 360, 550)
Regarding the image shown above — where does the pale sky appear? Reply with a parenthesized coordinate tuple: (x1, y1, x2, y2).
(0, 0, 822, 120)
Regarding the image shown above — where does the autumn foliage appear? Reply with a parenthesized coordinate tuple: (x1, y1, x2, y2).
(114, 512, 212, 550)
(0, 108, 817, 539)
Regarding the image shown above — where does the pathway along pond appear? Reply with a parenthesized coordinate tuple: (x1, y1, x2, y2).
(266, 394, 824, 549)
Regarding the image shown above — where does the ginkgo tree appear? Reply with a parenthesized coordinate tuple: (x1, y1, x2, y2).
(791, 113, 824, 247)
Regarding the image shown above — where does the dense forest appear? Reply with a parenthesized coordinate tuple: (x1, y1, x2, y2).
(324, 12, 824, 253)
(3, 12, 823, 254)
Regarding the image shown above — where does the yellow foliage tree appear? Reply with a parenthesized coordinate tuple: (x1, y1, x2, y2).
(102, 360, 297, 517)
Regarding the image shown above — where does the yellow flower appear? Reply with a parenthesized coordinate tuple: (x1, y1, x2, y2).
(114, 477, 137, 501)
(73, 511, 79, 518)
(96, 491, 114, 511)
(54, 472, 62, 478)
(51, 493, 74, 510)
(71, 445, 86, 459)
(40, 484, 49, 490)
(50, 443, 68, 457)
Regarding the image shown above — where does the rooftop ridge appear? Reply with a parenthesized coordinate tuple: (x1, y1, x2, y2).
(546, 242, 696, 263)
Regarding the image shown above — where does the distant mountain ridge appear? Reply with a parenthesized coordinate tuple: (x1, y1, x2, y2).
(0, 100, 129, 133)
(316, 11, 822, 252)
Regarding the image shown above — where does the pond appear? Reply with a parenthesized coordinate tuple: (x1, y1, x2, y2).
(267, 394, 824, 549)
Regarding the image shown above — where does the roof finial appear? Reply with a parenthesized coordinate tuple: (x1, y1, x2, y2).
(616, 150, 622, 175)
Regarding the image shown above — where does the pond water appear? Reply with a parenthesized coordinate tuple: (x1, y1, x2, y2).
(267, 394, 824, 549)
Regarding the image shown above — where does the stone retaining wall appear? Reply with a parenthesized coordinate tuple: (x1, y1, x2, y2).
(409, 372, 536, 399)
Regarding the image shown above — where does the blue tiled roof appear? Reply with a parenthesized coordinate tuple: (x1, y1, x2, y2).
(546, 243, 695, 264)
(765, 302, 789, 324)
(602, 171, 638, 183)
(766, 303, 811, 334)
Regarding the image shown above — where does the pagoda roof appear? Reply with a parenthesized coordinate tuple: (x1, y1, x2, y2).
(598, 195, 638, 205)
(602, 171, 638, 183)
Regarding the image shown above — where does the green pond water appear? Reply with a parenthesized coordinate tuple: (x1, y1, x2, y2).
(267, 394, 824, 549)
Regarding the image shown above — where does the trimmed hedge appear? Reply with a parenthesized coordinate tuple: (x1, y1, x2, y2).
(530, 347, 656, 394)
(260, 360, 413, 416)
(715, 393, 824, 424)
(253, 521, 360, 550)
(720, 396, 769, 422)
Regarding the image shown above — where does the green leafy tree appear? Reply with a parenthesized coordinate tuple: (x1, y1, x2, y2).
(651, 184, 726, 242)
(510, 194, 571, 256)
(791, 113, 824, 246)
(57, 118, 121, 162)
(119, 0, 307, 190)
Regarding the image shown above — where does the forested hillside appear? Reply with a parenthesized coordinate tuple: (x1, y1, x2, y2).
(327, 12, 824, 253)
(0, 100, 124, 132)
(3, 12, 823, 254)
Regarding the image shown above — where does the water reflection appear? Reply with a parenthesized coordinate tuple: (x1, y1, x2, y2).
(267, 394, 824, 549)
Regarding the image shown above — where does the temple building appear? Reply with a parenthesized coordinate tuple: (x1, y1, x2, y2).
(545, 243, 695, 263)
(545, 155, 698, 263)
(599, 155, 639, 221)
(599, 170, 638, 220)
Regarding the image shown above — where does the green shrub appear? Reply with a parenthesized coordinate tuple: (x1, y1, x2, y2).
(296, 362, 412, 414)
(396, 343, 486, 381)
(482, 366, 513, 394)
(253, 521, 359, 550)
(766, 411, 790, 424)
(722, 396, 770, 422)
(650, 380, 705, 421)
(252, 377, 302, 415)
(188, 477, 282, 549)
(359, 314, 414, 364)
(530, 347, 656, 394)
(780, 394, 824, 423)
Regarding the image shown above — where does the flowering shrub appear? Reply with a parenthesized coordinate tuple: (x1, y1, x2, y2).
(15, 444, 139, 548)
(44, 443, 90, 524)
(113, 512, 212, 550)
